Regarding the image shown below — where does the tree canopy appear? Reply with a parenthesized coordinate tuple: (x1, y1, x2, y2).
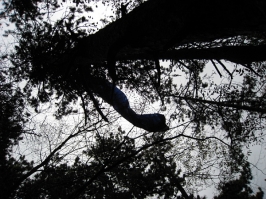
(1, 0, 266, 198)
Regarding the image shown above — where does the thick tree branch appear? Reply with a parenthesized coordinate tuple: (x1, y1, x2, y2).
(84, 77, 169, 132)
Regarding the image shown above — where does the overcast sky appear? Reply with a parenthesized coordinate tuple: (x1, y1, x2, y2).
(0, 1, 265, 198)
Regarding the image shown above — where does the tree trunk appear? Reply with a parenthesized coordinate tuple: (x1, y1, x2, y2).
(64, 0, 266, 132)
(74, 0, 266, 65)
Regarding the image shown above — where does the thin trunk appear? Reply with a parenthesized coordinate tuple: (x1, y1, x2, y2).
(176, 95, 266, 114)
(117, 45, 266, 65)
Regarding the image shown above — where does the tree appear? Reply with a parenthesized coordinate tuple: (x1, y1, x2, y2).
(1, 0, 266, 198)
(214, 162, 264, 199)
(5, 0, 266, 131)
(0, 62, 33, 198)
(15, 131, 186, 199)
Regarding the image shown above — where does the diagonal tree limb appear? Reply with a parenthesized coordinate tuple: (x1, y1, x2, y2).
(211, 59, 222, 77)
(85, 76, 169, 132)
(87, 90, 109, 122)
(216, 59, 233, 80)
(79, 93, 89, 124)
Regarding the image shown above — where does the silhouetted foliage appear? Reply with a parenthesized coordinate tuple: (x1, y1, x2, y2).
(16, 132, 185, 199)
(1, 0, 266, 198)
(214, 162, 264, 199)
(0, 67, 33, 198)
